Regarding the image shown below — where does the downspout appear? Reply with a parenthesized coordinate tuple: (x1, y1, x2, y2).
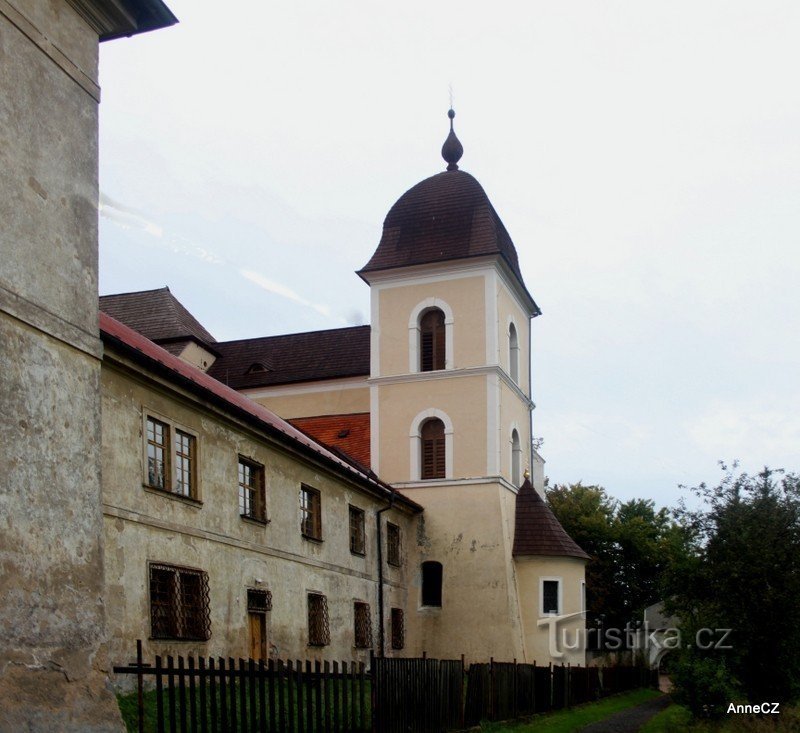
(376, 487, 397, 658)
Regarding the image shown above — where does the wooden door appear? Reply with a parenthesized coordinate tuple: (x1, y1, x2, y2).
(248, 611, 267, 660)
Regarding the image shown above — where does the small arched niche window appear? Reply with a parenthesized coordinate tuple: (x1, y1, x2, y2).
(511, 429, 522, 487)
(420, 418, 445, 480)
(421, 561, 443, 607)
(509, 322, 519, 384)
(420, 309, 446, 372)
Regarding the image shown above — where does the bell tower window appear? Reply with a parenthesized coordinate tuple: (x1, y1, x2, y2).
(511, 428, 522, 487)
(420, 418, 445, 480)
(420, 309, 445, 371)
(509, 322, 519, 383)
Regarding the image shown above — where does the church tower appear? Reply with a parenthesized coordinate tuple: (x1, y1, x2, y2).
(359, 111, 585, 662)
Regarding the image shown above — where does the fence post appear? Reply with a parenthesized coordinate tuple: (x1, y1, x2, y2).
(460, 654, 466, 730)
(489, 657, 494, 722)
(370, 650, 377, 733)
(566, 663, 571, 709)
(136, 639, 144, 733)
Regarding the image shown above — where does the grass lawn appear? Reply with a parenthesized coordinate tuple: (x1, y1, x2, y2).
(479, 688, 663, 732)
(641, 702, 800, 732)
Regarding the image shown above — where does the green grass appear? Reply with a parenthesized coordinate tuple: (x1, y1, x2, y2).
(479, 688, 663, 732)
(641, 703, 800, 733)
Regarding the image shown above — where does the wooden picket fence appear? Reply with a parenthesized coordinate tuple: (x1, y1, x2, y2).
(114, 641, 657, 732)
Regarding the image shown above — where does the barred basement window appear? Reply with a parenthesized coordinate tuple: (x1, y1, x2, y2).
(386, 522, 401, 567)
(354, 601, 372, 648)
(420, 308, 445, 372)
(149, 563, 211, 641)
(300, 485, 322, 540)
(390, 607, 405, 650)
(420, 418, 445, 479)
(349, 505, 366, 555)
(239, 457, 266, 522)
(247, 588, 272, 613)
(307, 593, 330, 646)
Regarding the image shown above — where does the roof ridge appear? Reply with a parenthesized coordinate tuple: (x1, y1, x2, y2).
(100, 286, 170, 299)
(216, 323, 370, 346)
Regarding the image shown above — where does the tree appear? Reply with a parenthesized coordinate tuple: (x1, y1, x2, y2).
(664, 464, 800, 709)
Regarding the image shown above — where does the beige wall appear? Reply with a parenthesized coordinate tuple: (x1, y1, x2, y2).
(247, 380, 369, 419)
(495, 279, 532, 395)
(498, 379, 532, 486)
(178, 341, 217, 371)
(515, 556, 586, 666)
(0, 1, 121, 728)
(101, 352, 416, 679)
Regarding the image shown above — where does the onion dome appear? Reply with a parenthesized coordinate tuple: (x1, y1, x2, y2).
(513, 478, 590, 560)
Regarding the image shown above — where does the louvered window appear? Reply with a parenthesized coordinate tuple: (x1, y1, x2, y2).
(354, 602, 372, 648)
(149, 563, 211, 641)
(421, 561, 443, 607)
(420, 309, 445, 371)
(390, 608, 405, 650)
(420, 418, 445, 479)
(307, 592, 330, 646)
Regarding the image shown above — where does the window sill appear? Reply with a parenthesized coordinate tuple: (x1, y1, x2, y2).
(143, 485, 203, 507)
(387, 560, 402, 568)
(302, 533, 323, 544)
(241, 514, 269, 527)
(350, 549, 366, 558)
(149, 637, 209, 643)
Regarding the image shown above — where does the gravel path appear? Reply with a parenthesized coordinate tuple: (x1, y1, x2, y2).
(578, 695, 671, 733)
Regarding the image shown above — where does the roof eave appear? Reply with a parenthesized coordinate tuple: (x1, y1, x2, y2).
(66, 0, 177, 41)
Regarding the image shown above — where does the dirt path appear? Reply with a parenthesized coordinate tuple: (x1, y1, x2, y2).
(578, 695, 671, 733)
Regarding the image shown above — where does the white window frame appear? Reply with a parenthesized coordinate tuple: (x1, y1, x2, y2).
(540, 576, 563, 617)
(408, 297, 454, 373)
(409, 408, 454, 480)
(508, 318, 520, 384)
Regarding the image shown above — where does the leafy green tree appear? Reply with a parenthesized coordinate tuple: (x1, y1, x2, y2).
(664, 464, 800, 708)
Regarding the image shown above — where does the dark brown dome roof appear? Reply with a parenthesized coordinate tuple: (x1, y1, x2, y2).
(513, 478, 590, 560)
(359, 170, 530, 293)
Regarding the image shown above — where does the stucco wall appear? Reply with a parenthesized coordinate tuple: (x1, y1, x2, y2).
(101, 354, 415, 676)
(246, 379, 370, 419)
(0, 0, 122, 728)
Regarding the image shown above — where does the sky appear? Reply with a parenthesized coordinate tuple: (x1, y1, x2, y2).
(98, 1, 800, 509)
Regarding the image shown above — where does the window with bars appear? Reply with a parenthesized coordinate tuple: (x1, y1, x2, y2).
(354, 601, 372, 649)
(390, 607, 405, 650)
(542, 579, 560, 615)
(307, 592, 330, 646)
(420, 309, 445, 371)
(239, 457, 266, 522)
(300, 485, 322, 540)
(421, 561, 443, 607)
(149, 563, 211, 641)
(386, 522, 401, 567)
(420, 418, 446, 479)
(247, 588, 272, 612)
(349, 505, 366, 555)
(144, 415, 199, 500)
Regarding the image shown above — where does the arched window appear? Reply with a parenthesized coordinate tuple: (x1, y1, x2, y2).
(420, 418, 445, 480)
(421, 561, 443, 607)
(509, 322, 519, 384)
(420, 309, 445, 372)
(511, 429, 522, 487)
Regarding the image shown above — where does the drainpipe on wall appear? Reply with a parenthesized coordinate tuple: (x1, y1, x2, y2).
(376, 487, 397, 658)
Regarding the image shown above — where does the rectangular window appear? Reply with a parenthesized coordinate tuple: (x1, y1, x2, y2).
(307, 592, 330, 646)
(386, 522, 401, 567)
(349, 505, 366, 555)
(149, 563, 210, 641)
(239, 457, 266, 522)
(144, 414, 199, 501)
(146, 416, 169, 489)
(300, 485, 322, 540)
(542, 579, 560, 615)
(390, 607, 404, 650)
(354, 601, 372, 649)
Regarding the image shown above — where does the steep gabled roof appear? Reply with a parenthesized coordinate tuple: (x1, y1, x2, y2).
(100, 287, 217, 349)
(207, 326, 370, 390)
(99, 312, 421, 514)
(513, 478, 590, 560)
(289, 413, 371, 470)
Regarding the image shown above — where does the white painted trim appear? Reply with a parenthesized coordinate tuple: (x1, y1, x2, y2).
(240, 376, 368, 399)
(485, 270, 498, 366)
(370, 384, 380, 475)
(486, 373, 499, 476)
(393, 475, 520, 493)
(407, 297, 454, 373)
(370, 287, 380, 378)
(408, 408, 454, 480)
(510, 423, 522, 488)
(363, 258, 498, 287)
(540, 576, 563, 617)
(507, 316, 520, 385)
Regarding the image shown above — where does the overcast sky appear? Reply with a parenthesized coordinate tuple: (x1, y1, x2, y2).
(98, 1, 800, 509)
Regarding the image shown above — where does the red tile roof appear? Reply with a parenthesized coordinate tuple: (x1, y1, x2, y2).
(289, 413, 371, 470)
(99, 312, 421, 513)
(207, 326, 370, 390)
(513, 478, 590, 560)
(359, 169, 538, 313)
(100, 287, 217, 350)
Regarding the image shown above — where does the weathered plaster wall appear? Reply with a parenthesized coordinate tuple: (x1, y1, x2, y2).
(0, 0, 121, 728)
(101, 355, 415, 678)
